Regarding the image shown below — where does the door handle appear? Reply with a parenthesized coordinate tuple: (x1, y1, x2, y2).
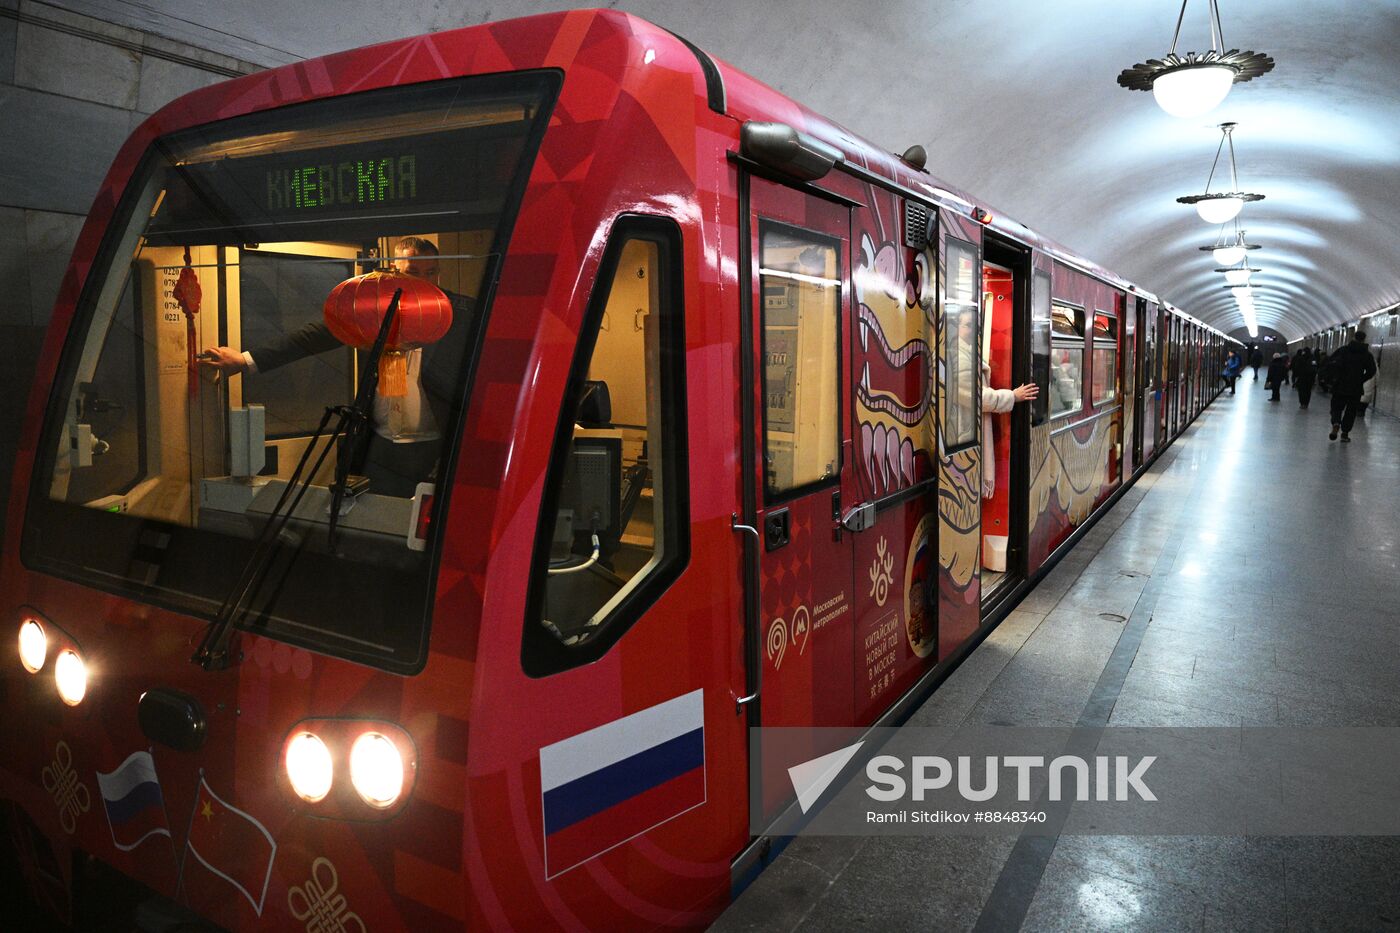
(731, 513, 760, 542)
(840, 501, 877, 533)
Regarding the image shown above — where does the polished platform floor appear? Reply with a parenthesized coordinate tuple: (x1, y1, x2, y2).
(715, 377, 1400, 932)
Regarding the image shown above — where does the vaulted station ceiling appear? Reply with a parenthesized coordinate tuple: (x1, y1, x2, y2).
(76, 0, 1400, 339)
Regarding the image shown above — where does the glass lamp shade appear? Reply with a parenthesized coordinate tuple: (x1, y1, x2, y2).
(1151, 65, 1236, 118)
(1196, 196, 1244, 224)
(1213, 245, 1247, 265)
(1224, 268, 1252, 286)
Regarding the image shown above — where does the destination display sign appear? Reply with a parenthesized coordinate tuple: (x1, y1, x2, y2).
(265, 154, 419, 212)
(146, 127, 522, 243)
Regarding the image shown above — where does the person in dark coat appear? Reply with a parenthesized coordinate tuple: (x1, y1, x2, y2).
(1265, 353, 1289, 401)
(1248, 345, 1265, 381)
(1291, 347, 1317, 409)
(1325, 330, 1378, 442)
(1316, 349, 1335, 393)
(201, 237, 477, 495)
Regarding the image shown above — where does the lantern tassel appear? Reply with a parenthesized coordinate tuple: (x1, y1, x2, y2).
(378, 349, 408, 397)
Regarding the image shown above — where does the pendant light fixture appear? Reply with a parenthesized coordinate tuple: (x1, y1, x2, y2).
(1178, 123, 1263, 224)
(1199, 221, 1260, 265)
(1218, 263, 1260, 286)
(1117, 0, 1273, 118)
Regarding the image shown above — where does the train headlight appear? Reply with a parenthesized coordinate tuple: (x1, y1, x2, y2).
(285, 732, 334, 803)
(349, 732, 403, 808)
(18, 619, 47, 673)
(54, 649, 87, 705)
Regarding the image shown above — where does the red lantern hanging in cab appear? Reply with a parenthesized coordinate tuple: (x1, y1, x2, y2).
(323, 270, 453, 396)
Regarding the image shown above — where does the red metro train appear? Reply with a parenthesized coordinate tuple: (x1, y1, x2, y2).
(0, 10, 1234, 930)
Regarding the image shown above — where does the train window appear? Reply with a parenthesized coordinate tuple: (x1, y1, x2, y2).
(943, 238, 979, 450)
(1049, 304, 1085, 417)
(24, 71, 561, 674)
(237, 248, 356, 438)
(59, 270, 148, 506)
(1030, 269, 1052, 426)
(525, 220, 687, 670)
(760, 223, 841, 496)
(1091, 311, 1118, 404)
(1143, 309, 1157, 392)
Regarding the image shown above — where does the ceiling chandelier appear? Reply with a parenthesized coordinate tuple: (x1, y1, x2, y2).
(1217, 262, 1260, 286)
(1199, 221, 1260, 265)
(1177, 123, 1263, 224)
(1117, 0, 1273, 118)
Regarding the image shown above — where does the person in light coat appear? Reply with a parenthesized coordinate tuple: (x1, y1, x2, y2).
(981, 360, 1039, 498)
(1359, 363, 1377, 421)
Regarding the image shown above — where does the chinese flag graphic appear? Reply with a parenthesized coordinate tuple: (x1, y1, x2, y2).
(185, 778, 277, 916)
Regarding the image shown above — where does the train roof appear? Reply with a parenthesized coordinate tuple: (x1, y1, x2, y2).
(133, 9, 1232, 339)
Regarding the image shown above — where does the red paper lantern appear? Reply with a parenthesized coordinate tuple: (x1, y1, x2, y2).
(323, 270, 453, 396)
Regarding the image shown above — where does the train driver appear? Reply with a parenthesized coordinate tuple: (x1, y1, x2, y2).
(199, 237, 476, 497)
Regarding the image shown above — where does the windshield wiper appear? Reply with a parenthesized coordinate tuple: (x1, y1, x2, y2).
(191, 288, 402, 671)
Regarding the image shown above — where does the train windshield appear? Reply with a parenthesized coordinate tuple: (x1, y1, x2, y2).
(23, 72, 558, 673)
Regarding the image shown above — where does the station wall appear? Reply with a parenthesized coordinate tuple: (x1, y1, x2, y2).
(0, 0, 261, 548)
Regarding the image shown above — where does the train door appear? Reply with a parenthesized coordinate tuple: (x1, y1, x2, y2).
(1184, 327, 1194, 416)
(1193, 328, 1203, 413)
(1123, 294, 1139, 475)
(1089, 295, 1124, 488)
(1179, 324, 1191, 425)
(979, 234, 1031, 606)
(1131, 297, 1147, 466)
(741, 175, 858, 826)
(1188, 327, 1198, 418)
(1168, 316, 1181, 436)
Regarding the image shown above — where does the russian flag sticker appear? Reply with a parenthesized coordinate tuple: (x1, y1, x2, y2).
(540, 689, 706, 878)
(96, 751, 170, 852)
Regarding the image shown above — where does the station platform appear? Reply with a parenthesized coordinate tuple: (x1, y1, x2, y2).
(716, 376, 1400, 932)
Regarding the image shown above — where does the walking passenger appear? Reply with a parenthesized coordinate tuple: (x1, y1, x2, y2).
(1221, 350, 1243, 395)
(1292, 347, 1317, 409)
(1249, 345, 1264, 381)
(1326, 330, 1378, 442)
(1265, 352, 1288, 402)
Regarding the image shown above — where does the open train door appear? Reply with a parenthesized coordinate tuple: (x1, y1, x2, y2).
(979, 233, 1033, 607)
(735, 173, 859, 837)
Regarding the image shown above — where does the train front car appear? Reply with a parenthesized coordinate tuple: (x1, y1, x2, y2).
(0, 11, 744, 930)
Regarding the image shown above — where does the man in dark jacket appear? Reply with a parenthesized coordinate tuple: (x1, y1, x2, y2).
(1248, 345, 1264, 381)
(1325, 330, 1378, 442)
(201, 237, 476, 494)
(1292, 347, 1317, 409)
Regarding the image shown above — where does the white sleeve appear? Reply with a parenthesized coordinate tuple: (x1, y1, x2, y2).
(242, 350, 258, 374)
(982, 386, 1017, 413)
